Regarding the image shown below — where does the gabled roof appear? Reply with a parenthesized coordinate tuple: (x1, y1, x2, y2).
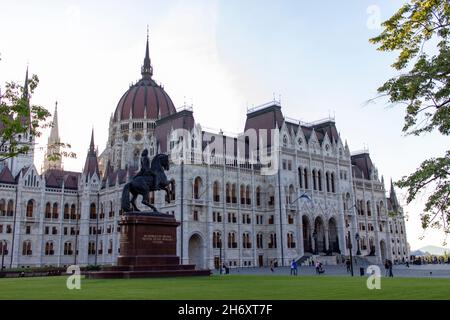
(101, 166, 136, 189)
(0, 166, 16, 184)
(45, 169, 80, 190)
(351, 152, 373, 180)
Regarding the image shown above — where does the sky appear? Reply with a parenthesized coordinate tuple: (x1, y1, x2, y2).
(0, 0, 448, 250)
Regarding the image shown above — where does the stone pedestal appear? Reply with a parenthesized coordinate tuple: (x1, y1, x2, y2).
(87, 212, 210, 279)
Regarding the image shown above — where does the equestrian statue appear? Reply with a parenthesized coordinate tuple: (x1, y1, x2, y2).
(121, 150, 174, 213)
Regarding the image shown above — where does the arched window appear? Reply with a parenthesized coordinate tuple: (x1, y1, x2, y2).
(226, 183, 231, 203)
(26, 200, 34, 218)
(108, 239, 113, 254)
(52, 202, 58, 219)
(287, 232, 296, 248)
(7, 200, 13, 216)
(22, 241, 32, 256)
(326, 172, 330, 192)
(240, 184, 246, 205)
(298, 167, 303, 188)
(70, 204, 77, 220)
(213, 181, 220, 202)
(193, 177, 202, 199)
(0, 241, 8, 255)
(227, 232, 237, 248)
(90, 203, 97, 219)
(256, 186, 261, 206)
(256, 233, 263, 249)
(304, 168, 309, 189)
(242, 232, 252, 249)
(246, 185, 251, 205)
(312, 169, 317, 190)
(288, 185, 295, 204)
(88, 241, 96, 255)
(45, 202, 51, 219)
(283, 135, 288, 147)
(331, 172, 335, 193)
(367, 201, 372, 216)
(317, 170, 322, 191)
(0, 199, 6, 216)
(231, 184, 237, 203)
(213, 231, 222, 248)
(64, 203, 70, 219)
(98, 241, 103, 255)
(45, 241, 54, 255)
(64, 242, 73, 255)
(269, 233, 277, 248)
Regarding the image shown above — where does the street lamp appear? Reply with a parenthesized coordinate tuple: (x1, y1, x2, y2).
(347, 231, 354, 277)
(355, 232, 361, 256)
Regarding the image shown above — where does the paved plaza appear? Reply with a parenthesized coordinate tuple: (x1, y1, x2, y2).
(213, 264, 450, 278)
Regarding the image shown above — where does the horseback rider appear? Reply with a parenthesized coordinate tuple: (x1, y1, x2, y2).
(135, 149, 157, 186)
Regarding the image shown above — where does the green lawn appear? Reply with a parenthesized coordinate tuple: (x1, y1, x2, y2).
(0, 275, 449, 299)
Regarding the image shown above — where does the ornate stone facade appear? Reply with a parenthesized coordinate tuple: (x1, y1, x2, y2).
(0, 37, 409, 270)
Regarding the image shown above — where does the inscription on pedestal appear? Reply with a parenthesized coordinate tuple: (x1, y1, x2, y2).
(142, 234, 174, 244)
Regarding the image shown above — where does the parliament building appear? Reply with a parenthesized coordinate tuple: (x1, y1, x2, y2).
(0, 35, 409, 270)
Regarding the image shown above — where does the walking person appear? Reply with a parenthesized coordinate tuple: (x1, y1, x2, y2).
(346, 259, 351, 273)
(270, 260, 274, 273)
(291, 259, 296, 276)
(388, 260, 394, 277)
(384, 260, 389, 277)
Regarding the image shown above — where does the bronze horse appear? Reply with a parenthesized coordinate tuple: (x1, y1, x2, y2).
(121, 153, 174, 213)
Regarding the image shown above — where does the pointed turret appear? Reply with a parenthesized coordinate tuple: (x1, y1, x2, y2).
(141, 27, 153, 79)
(43, 101, 62, 171)
(20, 66, 32, 128)
(389, 178, 400, 212)
(83, 129, 99, 181)
(23, 66, 29, 99)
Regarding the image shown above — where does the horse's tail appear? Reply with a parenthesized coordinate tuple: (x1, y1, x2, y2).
(121, 182, 130, 212)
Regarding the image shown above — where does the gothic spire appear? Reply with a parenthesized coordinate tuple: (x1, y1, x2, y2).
(141, 26, 153, 79)
(49, 102, 60, 143)
(23, 65, 29, 101)
(84, 128, 99, 179)
(89, 128, 95, 153)
(390, 178, 399, 212)
(43, 101, 62, 171)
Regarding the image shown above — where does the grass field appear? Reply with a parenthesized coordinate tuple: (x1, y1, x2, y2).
(0, 275, 449, 300)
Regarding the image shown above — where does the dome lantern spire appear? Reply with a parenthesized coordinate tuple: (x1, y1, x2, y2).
(141, 26, 153, 79)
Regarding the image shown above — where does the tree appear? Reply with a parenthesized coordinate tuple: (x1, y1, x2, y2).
(370, 0, 449, 239)
(0, 64, 75, 164)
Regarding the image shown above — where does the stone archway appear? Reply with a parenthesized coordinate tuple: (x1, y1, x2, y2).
(188, 233, 204, 269)
(302, 215, 312, 253)
(380, 240, 387, 263)
(314, 217, 326, 254)
(328, 217, 340, 253)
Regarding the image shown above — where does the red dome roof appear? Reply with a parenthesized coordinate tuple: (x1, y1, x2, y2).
(113, 34, 177, 122)
(113, 78, 176, 122)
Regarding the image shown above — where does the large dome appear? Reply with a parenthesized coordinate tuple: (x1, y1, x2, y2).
(113, 35, 176, 122)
